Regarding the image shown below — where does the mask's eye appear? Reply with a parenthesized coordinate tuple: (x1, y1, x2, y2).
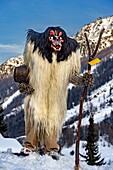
(59, 36, 64, 42)
(49, 36, 54, 41)
(50, 36, 54, 40)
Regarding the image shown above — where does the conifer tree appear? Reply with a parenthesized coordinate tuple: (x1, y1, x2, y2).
(80, 115, 105, 166)
(0, 114, 7, 135)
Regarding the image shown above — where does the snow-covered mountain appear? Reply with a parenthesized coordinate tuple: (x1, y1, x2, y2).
(75, 15, 113, 57)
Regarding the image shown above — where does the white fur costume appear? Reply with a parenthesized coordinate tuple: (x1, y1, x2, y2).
(23, 40, 81, 140)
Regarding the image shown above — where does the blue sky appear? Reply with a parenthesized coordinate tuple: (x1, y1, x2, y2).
(0, 0, 113, 64)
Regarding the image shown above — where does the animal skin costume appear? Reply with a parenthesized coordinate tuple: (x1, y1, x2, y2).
(14, 26, 93, 156)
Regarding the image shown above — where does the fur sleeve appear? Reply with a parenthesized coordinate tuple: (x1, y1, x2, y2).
(69, 72, 83, 86)
(69, 48, 84, 86)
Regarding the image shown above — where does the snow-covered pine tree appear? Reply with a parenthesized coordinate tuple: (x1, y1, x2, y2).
(80, 115, 105, 166)
(0, 114, 7, 135)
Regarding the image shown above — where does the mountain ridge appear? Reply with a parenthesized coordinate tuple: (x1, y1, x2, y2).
(0, 15, 113, 78)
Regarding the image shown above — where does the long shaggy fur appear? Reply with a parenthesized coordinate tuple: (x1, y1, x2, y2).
(23, 26, 81, 139)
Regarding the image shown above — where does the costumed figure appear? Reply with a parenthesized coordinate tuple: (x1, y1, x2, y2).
(14, 26, 93, 159)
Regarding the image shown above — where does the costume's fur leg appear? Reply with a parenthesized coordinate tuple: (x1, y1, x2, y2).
(24, 97, 40, 149)
(44, 132, 60, 152)
(24, 125, 38, 150)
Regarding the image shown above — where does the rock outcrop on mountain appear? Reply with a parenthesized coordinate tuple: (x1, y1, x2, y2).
(0, 55, 23, 79)
(75, 15, 113, 57)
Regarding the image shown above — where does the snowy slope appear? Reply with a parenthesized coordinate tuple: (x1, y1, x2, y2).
(2, 90, 21, 111)
(0, 134, 113, 170)
(0, 134, 22, 153)
(66, 78, 113, 128)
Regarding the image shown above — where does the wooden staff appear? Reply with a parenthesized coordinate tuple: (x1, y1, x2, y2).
(75, 28, 105, 170)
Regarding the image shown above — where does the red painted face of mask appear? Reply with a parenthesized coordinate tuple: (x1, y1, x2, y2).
(48, 30, 64, 52)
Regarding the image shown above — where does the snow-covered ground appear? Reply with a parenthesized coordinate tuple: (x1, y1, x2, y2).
(0, 134, 113, 170)
(0, 134, 22, 153)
